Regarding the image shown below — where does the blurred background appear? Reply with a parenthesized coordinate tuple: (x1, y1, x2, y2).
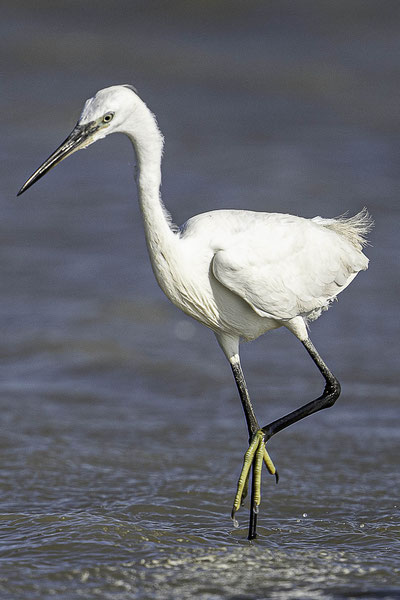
(1, 2, 399, 599)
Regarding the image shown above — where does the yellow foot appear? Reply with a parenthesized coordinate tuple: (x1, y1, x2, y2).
(231, 429, 278, 526)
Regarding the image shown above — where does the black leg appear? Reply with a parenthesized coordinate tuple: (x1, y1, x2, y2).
(230, 359, 260, 540)
(230, 359, 259, 436)
(261, 338, 341, 441)
(248, 462, 258, 540)
(229, 338, 340, 539)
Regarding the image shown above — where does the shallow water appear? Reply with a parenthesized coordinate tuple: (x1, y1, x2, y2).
(1, 2, 399, 599)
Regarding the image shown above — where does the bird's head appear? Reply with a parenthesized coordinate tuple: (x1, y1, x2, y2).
(18, 85, 154, 196)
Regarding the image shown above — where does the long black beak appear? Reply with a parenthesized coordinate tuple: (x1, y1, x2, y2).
(17, 121, 99, 196)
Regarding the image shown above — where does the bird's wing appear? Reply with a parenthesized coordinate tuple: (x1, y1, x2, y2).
(212, 214, 368, 321)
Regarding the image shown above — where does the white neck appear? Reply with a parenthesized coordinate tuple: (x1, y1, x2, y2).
(123, 100, 179, 289)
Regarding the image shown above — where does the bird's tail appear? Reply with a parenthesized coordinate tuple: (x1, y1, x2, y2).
(326, 207, 374, 250)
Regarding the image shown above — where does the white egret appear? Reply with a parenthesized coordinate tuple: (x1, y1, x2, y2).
(18, 85, 372, 539)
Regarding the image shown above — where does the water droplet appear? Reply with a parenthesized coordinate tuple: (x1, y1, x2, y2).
(254, 505, 259, 514)
(302, 513, 308, 518)
(232, 517, 239, 528)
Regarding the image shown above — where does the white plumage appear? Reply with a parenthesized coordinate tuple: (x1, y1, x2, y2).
(159, 208, 370, 353)
(18, 85, 372, 539)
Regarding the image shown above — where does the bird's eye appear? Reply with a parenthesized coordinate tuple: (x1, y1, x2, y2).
(103, 112, 114, 123)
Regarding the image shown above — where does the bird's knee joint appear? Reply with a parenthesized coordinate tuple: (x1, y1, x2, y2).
(323, 378, 341, 408)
